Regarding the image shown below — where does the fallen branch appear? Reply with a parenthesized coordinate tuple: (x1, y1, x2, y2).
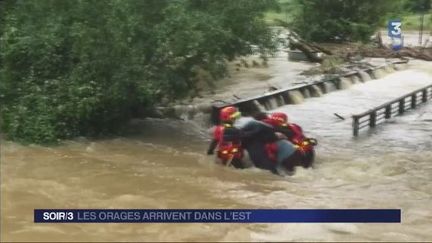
(289, 37, 324, 63)
(310, 42, 333, 55)
(334, 113, 345, 120)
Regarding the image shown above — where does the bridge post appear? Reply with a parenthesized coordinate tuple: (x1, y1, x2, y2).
(399, 99, 405, 114)
(422, 89, 428, 103)
(385, 105, 392, 119)
(411, 93, 417, 109)
(369, 111, 376, 127)
(353, 117, 359, 137)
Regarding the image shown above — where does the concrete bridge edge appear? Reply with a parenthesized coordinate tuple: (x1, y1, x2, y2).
(154, 60, 409, 126)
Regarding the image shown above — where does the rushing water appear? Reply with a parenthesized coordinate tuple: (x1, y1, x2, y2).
(1, 63, 432, 242)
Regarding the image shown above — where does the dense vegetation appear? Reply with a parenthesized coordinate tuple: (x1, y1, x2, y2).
(288, 0, 404, 42)
(265, 0, 431, 41)
(0, 0, 278, 144)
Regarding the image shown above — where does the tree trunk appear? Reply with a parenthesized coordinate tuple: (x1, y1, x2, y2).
(289, 37, 323, 63)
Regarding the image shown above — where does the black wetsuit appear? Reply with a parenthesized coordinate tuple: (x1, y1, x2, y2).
(274, 125, 295, 140)
(240, 120, 279, 173)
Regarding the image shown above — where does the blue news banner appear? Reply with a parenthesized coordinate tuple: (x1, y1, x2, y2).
(34, 209, 401, 223)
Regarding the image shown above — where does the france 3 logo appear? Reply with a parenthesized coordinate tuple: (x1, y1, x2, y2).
(388, 20, 403, 51)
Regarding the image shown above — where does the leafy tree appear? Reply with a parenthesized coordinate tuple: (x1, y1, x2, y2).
(0, 0, 278, 144)
(186, 0, 279, 58)
(290, 0, 402, 42)
(404, 0, 431, 13)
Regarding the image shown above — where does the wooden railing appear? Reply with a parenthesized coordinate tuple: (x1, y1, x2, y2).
(352, 84, 432, 136)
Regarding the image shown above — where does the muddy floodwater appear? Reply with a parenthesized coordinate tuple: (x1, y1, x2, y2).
(1, 61, 432, 242)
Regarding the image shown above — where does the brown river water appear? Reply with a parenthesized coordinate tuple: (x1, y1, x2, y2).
(1, 62, 432, 242)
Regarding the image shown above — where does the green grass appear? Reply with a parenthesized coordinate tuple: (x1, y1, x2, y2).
(264, 10, 291, 25)
(264, 0, 294, 26)
(400, 13, 432, 30)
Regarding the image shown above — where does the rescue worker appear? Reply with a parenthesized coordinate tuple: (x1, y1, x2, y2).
(267, 112, 317, 145)
(239, 115, 279, 173)
(207, 106, 244, 168)
(267, 112, 317, 168)
(267, 112, 300, 142)
(249, 112, 298, 174)
(238, 113, 297, 175)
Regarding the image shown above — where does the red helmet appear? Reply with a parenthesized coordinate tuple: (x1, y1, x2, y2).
(219, 106, 241, 122)
(270, 112, 288, 126)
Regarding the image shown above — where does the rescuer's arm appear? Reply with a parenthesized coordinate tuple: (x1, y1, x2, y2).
(277, 126, 294, 139)
(275, 132, 287, 140)
(207, 139, 218, 155)
(240, 121, 261, 139)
